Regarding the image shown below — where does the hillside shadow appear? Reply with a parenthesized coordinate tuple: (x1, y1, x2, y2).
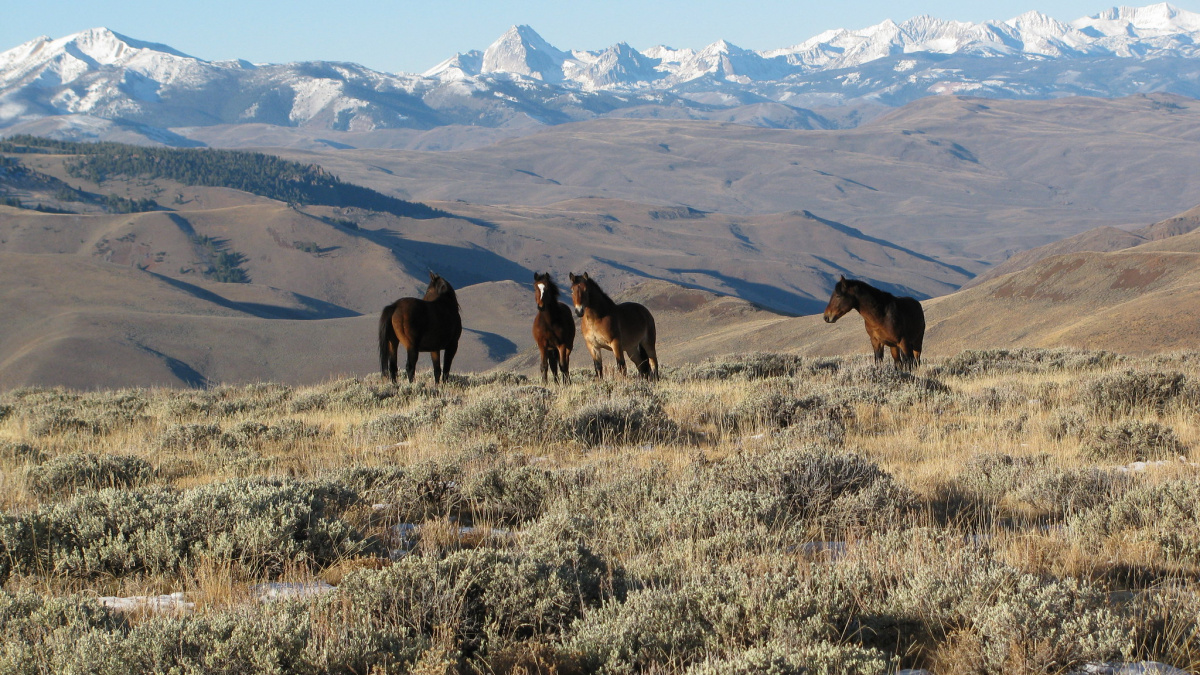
(667, 267, 818, 315)
(800, 210, 975, 279)
(133, 343, 209, 388)
(366, 233, 533, 287)
(590, 258, 806, 316)
(465, 328, 519, 362)
(147, 272, 360, 320)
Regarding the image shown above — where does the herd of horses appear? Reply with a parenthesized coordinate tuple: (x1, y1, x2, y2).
(379, 271, 924, 384)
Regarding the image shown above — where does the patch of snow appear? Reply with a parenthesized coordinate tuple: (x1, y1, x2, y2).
(1073, 662, 1191, 675)
(99, 592, 194, 614)
(251, 581, 335, 603)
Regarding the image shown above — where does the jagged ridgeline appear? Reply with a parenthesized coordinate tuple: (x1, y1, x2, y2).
(0, 135, 448, 219)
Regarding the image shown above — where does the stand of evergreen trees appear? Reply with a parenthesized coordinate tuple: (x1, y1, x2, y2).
(0, 136, 448, 220)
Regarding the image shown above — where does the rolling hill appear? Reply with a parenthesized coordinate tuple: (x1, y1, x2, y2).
(967, 204, 1200, 287)
(263, 95, 1200, 267)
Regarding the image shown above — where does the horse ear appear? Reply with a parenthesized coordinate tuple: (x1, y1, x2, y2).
(429, 271, 437, 281)
(568, 273, 577, 282)
(582, 272, 590, 281)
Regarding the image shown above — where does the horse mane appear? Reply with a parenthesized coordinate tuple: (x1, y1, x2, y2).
(584, 277, 617, 313)
(842, 277, 894, 303)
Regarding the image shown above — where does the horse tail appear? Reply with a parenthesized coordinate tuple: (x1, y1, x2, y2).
(637, 344, 651, 375)
(638, 306, 657, 376)
(379, 302, 398, 376)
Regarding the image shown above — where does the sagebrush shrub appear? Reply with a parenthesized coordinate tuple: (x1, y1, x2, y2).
(937, 348, 1118, 377)
(1083, 370, 1188, 416)
(1044, 408, 1089, 441)
(676, 352, 810, 381)
(440, 386, 555, 445)
(25, 453, 156, 496)
(0, 478, 372, 578)
(1072, 478, 1200, 564)
(1082, 420, 1183, 462)
(158, 423, 223, 451)
(0, 590, 425, 674)
(685, 640, 890, 675)
(1013, 467, 1134, 519)
(563, 386, 677, 447)
(0, 441, 44, 465)
(953, 452, 1052, 504)
(721, 385, 840, 433)
(672, 448, 916, 538)
(341, 517, 620, 657)
(460, 462, 557, 525)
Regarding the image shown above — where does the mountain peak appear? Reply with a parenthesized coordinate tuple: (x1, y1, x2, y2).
(481, 24, 568, 82)
(1074, 3, 1200, 35)
(58, 27, 194, 63)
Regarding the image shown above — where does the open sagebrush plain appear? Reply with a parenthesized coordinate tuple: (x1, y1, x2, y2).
(0, 349, 1199, 673)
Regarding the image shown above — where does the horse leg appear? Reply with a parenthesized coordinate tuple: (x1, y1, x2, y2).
(889, 345, 903, 369)
(897, 339, 914, 371)
(442, 343, 458, 382)
(559, 346, 571, 384)
(404, 347, 419, 384)
(539, 346, 550, 384)
(547, 347, 560, 384)
(872, 339, 885, 365)
(640, 342, 659, 380)
(387, 341, 398, 384)
(429, 351, 442, 384)
(610, 339, 627, 377)
(585, 341, 603, 379)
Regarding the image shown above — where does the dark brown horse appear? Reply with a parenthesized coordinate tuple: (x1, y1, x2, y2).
(379, 272, 462, 384)
(824, 275, 924, 369)
(532, 272, 575, 384)
(568, 272, 658, 379)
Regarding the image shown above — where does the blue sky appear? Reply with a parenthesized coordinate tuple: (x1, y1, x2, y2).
(4, 1, 1199, 75)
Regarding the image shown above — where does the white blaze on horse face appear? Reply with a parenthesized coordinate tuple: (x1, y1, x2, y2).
(537, 283, 546, 299)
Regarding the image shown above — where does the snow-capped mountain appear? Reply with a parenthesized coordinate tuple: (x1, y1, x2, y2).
(4, 4, 1200, 146)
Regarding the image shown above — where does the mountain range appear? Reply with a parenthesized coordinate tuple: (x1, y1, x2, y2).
(4, 4, 1200, 146)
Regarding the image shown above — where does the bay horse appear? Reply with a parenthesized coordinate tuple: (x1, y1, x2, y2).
(532, 272, 575, 384)
(823, 275, 924, 370)
(568, 272, 658, 379)
(379, 272, 462, 384)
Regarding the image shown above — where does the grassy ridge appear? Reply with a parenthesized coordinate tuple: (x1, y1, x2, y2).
(0, 350, 1199, 673)
(0, 135, 449, 219)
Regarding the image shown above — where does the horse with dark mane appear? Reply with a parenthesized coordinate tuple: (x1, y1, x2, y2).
(532, 272, 575, 384)
(379, 272, 462, 384)
(823, 275, 924, 369)
(568, 272, 658, 379)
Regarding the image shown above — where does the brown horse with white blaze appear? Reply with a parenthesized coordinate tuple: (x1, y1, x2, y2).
(569, 272, 659, 379)
(823, 275, 925, 369)
(379, 272, 463, 384)
(532, 272, 575, 384)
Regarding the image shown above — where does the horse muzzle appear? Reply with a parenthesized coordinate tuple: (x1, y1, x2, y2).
(574, 307, 584, 318)
(823, 312, 838, 324)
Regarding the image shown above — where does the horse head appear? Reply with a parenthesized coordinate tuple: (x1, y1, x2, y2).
(823, 275, 857, 323)
(568, 272, 590, 317)
(423, 272, 457, 307)
(534, 272, 554, 310)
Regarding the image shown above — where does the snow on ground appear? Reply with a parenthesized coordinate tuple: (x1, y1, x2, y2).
(98, 592, 194, 614)
(251, 581, 336, 603)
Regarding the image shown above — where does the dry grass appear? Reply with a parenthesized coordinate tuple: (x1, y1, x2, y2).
(0, 348, 1198, 673)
